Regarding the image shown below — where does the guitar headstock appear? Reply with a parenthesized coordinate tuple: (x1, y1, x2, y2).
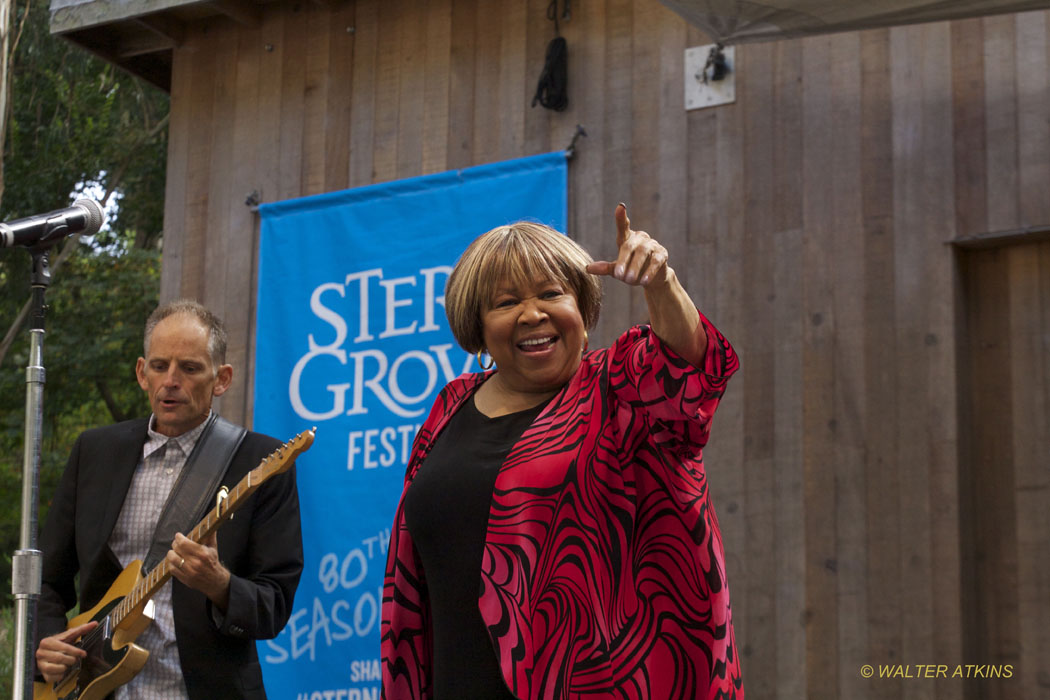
(252, 428, 316, 482)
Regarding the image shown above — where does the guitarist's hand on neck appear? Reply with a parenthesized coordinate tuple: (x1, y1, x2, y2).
(168, 532, 232, 612)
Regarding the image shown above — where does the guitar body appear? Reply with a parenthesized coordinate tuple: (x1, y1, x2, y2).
(34, 561, 153, 700)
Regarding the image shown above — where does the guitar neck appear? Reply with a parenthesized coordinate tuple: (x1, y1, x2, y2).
(106, 429, 313, 629)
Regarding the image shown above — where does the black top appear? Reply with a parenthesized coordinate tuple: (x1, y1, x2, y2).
(403, 394, 548, 700)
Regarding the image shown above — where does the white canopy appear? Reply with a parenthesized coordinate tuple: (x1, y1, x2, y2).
(659, 0, 1050, 43)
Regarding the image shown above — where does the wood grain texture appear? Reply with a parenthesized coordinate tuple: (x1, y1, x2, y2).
(1006, 242, 1050, 700)
(740, 37, 776, 698)
(348, 0, 378, 187)
(221, 17, 264, 421)
(322, 1, 354, 193)
(395, 0, 425, 179)
(159, 22, 191, 301)
(860, 26, 903, 700)
(800, 34, 839, 700)
(421, 0, 452, 175)
(771, 36, 805, 700)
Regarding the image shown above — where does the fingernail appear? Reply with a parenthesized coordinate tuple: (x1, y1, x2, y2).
(625, 271, 636, 283)
(616, 264, 625, 278)
(618, 202, 627, 209)
(640, 274, 650, 285)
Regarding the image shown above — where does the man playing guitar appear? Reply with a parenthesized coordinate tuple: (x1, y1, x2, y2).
(35, 300, 303, 699)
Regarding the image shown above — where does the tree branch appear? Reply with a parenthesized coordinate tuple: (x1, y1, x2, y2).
(0, 111, 169, 367)
(96, 378, 128, 422)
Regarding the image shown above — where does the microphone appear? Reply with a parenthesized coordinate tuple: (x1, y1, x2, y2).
(0, 199, 106, 248)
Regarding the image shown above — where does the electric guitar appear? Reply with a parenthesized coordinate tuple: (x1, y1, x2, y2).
(34, 428, 315, 700)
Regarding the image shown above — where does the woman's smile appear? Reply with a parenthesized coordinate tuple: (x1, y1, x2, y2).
(516, 334, 558, 354)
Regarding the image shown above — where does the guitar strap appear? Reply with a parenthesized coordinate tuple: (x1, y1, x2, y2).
(141, 413, 247, 574)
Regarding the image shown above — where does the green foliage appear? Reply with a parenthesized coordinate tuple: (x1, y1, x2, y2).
(0, 245, 160, 607)
(3, 0, 169, 247)
(0, 604, 13, 697)
(0, 0, 169, 608)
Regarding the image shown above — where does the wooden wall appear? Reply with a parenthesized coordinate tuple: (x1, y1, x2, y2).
(958, 240, 1050, 700)
(159, 1, 1050, 697)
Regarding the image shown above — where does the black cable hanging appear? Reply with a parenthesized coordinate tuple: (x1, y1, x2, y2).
(532, 0, 570, 112)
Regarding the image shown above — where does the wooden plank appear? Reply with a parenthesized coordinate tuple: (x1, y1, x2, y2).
(800, 33, 839, 700)
(951, 17, 988, 238)
(253, 6, 284, 209)
(470, 0, 501, 164)
(655, 7, 688, 290)
(824, 31, 867, 700)
(1032, 239, 1050, 697)
(955, 250, 981, 684)
(322, 0, 354, 193)
(445, 0, 477, 171)
(889, 28, 933, 700)
(1007, 242, 1049, 698)
(180, 29, 217, 299)
(772, 228, 805, 700)
(396, 1, 425, 178)
(565, 0, 604, 251)
(300, 3, 332, 196)
(983, 14, 1020, 232)
(276, 4, 307, 200)
(370, 0, 402, 183)
(496, 0, 526, 160)
(201, 21, 239, 311)
(421, 0, 452, 175)
(160, 31, 193, 302)
(522, 0, 553, 157)
(348, 0, 378, 187)
(739, 37, 776, 698)
(206, 0, 261, 28)
(682, 17, 718, 310)
(1027, 239, 1050, 696)
(953, 225, 1050, 249)
(684, 98, 719, 317)
(892, 21, 962, 700)
(1015, 12, 1050, 227)
(219, 15, 263, 425)
(915, 25, 965, 700)
(963, 249, 1019, 700)
(241, 6, 286, 427)
(771, 36, 806, 700)
(859, 26, 902, 700)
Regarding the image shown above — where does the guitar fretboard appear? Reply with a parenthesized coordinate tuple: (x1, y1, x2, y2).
(103, 431, 312, 629)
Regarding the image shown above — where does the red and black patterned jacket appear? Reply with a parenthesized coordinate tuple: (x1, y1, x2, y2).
(382, 314, 743, 700)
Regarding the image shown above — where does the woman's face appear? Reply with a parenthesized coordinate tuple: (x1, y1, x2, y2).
(481, 275, 586, 397)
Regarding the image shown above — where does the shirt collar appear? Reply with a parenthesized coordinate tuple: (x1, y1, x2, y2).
(143, 411, 212, 459)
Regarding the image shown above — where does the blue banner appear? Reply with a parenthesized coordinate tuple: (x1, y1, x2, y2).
(253, 152, 568, 700)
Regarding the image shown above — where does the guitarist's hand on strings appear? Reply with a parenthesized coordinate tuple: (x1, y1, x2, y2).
(36, 621, 98, 683)
(168, 531, 232, 611)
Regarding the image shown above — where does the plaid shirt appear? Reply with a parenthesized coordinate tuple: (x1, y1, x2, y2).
(107, 414, 209, 700)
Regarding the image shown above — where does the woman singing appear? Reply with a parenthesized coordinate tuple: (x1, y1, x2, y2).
(381, 204, 743, 699)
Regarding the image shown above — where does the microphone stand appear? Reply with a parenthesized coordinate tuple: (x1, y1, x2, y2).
(11, 242, 58, 700)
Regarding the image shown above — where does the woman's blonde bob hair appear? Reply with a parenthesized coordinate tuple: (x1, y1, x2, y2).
(445, 222, 602, 353)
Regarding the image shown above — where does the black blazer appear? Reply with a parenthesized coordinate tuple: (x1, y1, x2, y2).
(36, 417, 304, 699)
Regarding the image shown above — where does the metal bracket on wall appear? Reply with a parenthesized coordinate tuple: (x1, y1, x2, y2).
(684, 44, 736, 110)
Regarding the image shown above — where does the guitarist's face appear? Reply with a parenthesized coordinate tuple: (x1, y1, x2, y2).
(136, 314, 233, 437)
